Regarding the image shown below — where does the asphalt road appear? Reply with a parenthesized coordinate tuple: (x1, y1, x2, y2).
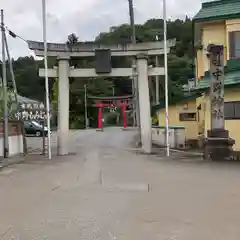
(1, 127, 240, 239)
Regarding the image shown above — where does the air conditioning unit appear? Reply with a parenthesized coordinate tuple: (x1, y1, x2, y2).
(188, 78, 196, 89)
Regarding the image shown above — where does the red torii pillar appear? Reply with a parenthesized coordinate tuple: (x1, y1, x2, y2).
(119, 102, 128, 129)
(96, 102, 104, 130)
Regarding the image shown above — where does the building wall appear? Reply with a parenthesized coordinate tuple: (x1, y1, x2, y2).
(0, 121, 24, 157)
(195, 18, 240, 79)
(157, 88, 240, 150)
(157, 99, 198, 140)
(226, 19, 240, 60)
(196, 20, 227, 79)
(158, 106, 178, 127)
(196, 51, 204, 80)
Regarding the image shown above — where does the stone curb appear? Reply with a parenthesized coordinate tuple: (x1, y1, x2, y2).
(0, 155, 26, 170)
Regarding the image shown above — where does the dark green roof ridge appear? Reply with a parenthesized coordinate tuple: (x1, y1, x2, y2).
(202, 0, 240, 8)
(194, 0, 240, 22)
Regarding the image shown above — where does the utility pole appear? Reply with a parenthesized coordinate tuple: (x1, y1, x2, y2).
(84, 83, 88, 129)
(128, 0, 136, 127)
(4, 28, 28, 154)
(1, 9, 9, 158)
(163, 0, 170, 156)
(155, 35, 160, 104)
(128, 0, 141, 139)
(155, 54, 160, 104)
(42, 0, 52, 159)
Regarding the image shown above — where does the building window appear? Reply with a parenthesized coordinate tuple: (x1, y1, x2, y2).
(224, 101, 240, 119)
(179, 112, 196, 121)
(229, 31, 240, 59)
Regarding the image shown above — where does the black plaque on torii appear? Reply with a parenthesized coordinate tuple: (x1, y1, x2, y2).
(94, 49, 112, 73)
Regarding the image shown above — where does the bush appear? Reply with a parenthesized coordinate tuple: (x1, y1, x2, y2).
(152, 115, 159, 125)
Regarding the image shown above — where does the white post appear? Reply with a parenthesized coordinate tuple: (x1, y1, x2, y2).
(163, 0, 170, 156)
(84, 83, 88, 129)
(155, 55, 159, 104)
(57, 56, 70, 155)
(42, 0, 51, 159)
(136, 53, 152, 153)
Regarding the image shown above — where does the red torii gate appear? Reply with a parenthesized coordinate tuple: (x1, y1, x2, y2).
(88, 95, 133, 130)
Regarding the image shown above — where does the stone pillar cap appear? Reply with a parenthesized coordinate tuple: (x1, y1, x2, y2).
(57, 55, 71, 60)
(207, 44, 224, 55)
(136, 53, 148, 59)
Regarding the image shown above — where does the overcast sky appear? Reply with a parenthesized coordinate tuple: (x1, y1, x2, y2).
(1, 0, 202, 59)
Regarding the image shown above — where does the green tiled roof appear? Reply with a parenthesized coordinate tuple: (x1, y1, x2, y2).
(194, 0, 240, 22)
(195, 59, 240, 90)
(196, 70, 240, 90)
(152, 93, 202, 111)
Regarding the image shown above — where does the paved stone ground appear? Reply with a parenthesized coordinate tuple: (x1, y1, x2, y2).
(1, 127, 240, 239)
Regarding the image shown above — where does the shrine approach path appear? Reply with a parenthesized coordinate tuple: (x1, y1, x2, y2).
(1, 127, 240, 239)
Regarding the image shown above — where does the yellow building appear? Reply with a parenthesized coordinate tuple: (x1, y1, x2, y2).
(195, 0, 240, 151)
(157, 0, 240, 151)
(156, 94, 201, 142)
(194, 0, 240, 79)
(157, 85, 240, 150)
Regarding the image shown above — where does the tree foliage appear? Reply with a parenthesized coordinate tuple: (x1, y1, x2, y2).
(0, 17, 194, 127)
(0, 88, 17, 119)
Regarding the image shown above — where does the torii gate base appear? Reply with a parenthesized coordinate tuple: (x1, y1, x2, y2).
(96, 128, 104, 132)
(56, 54, 152, 154)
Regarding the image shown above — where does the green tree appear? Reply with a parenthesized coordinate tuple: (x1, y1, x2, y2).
(0, 88, 17, 119)
(0, 17, 195, 127)
(67, 33, 79, 44)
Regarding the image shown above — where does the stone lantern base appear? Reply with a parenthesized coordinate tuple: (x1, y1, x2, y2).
(203, 129, 235, 161)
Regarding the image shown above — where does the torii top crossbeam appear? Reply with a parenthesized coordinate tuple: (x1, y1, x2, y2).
(87, 95, 133, 100)
(27, 39, 176, 57)
(88, 95, 133, 106)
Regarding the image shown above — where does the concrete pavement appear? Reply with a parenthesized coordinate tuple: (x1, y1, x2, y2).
(1, 127, 240, 239)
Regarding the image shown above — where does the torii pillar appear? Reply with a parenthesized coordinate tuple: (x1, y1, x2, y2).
(136, 53, 152, 153)
(57, 56, 70, 155)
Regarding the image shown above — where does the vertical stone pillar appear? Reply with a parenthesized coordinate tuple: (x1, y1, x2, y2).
(204, 44, 235, 160)
(57, 56, 70, 155)
(209, 44, 225, 129)
(155, 55, 160, 104)
(136, 53, 152, 153)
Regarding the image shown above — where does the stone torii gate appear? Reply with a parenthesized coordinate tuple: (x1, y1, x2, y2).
(28, 40, 175, 155)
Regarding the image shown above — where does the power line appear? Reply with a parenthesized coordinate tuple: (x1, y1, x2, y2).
(4, 26, 28, 43)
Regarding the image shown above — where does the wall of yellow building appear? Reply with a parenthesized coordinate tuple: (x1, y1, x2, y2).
(157, 88, 240, 150)
(197, 87, 240, 151)
(196, 18, 240, 79)
(196, 20, 227, 79)
(192, 16, 240, 150)
(226, 19, 240, 60)
(157, 99, 198, 140)
(196, 52, 203, 80)
(196, 19, 240, 76)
